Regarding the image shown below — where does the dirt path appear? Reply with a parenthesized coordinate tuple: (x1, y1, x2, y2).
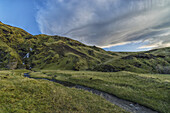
(24, 73, 158, 113)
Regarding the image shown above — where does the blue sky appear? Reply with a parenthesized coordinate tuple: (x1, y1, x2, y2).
(0, 0, 170, 52)
(0, 0, 40, 34)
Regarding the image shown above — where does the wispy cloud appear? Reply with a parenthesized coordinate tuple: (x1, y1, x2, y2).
(36, 0, 170, 49)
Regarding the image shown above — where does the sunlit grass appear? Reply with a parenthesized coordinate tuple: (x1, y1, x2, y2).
(32, 70, 170, 113)
(0, 70, 127, 113)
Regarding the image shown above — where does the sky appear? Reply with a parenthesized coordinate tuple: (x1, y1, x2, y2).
(0, 0, 170, 52)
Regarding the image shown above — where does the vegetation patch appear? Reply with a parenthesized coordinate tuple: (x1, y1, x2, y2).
(0, 70, 127, 113)
(31, 70, 170, 113)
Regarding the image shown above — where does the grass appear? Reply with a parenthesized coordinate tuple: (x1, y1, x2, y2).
(30, 70, 170, 113)
(0, 70, 127, 113)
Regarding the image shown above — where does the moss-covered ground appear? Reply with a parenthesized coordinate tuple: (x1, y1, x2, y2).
(29, 70, 170, 113)
(0, 70, 127, 113)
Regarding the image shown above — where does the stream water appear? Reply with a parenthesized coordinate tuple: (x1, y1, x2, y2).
(24, 73, 158, 113)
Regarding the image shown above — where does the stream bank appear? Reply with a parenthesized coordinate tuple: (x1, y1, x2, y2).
(24, 73, 158, 113)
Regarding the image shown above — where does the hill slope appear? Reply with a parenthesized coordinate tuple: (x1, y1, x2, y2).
(94, 48, 170, 74)
(0, 22, 114, 70)
(0, 21, 170, 73)
(0, 21, 31, 69)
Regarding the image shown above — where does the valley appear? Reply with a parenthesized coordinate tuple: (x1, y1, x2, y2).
(0, 22, 170, 113)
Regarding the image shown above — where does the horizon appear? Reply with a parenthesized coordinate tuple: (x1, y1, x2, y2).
(0, 0, 170, 52)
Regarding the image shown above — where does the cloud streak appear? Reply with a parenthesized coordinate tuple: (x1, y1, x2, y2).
(36, 0, 170, 49)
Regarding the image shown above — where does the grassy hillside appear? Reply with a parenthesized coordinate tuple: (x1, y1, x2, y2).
(94, 48, 170, 74)
(0, 22, 114, 71)
(0, 22, 31, 69)
(0, 21, 170, 74)
(28, 35, 114, 71)
(29, 70, 170, 113)
(0, 70, 127, 113)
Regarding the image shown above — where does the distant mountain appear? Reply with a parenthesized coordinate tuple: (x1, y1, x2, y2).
(0, 22, 170, 74)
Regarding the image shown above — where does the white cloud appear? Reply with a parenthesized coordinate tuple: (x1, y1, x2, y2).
(36, 0, 170, 49)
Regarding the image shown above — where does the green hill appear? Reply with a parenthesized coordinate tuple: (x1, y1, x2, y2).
(94, 48, 170, 74)
(0, 21, 170, 74)
(0, 21, 31, 69)
(0, 22, 114, 70)
(26, 35, 114, 70)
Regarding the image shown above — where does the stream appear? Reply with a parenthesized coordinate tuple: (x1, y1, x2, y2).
(24, 73, 158, 113)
